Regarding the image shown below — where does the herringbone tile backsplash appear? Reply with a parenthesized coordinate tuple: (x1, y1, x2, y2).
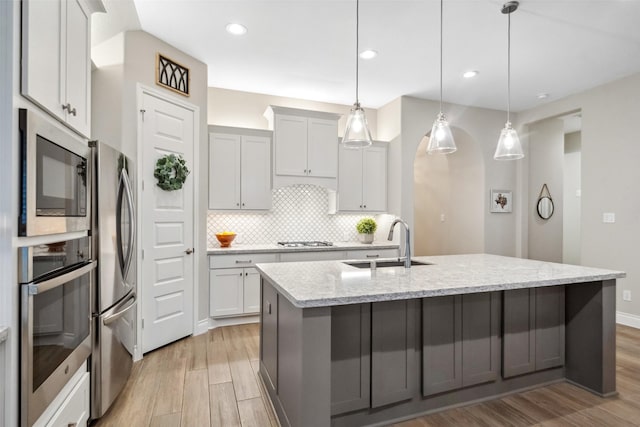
(207, 184, 394, 247)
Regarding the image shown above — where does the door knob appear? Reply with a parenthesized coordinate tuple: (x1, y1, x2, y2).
(185, 248, 194, 255)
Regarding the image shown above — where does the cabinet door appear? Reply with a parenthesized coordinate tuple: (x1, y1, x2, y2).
(64, 0, 91, 136)
(503, 289, 536, 378)
(307, 118, 338, 178)
(423, 295, 462, 396)
(243, 268, 261, 314)
(210, 268, 244, 317)
(337, 145, 363, 211)
(241, 136, 272, 210)
(535, 286, 565, 370)
(275, 114, 307, 176)
(43, 371, 90, 427)
(261, 281, 278, 391)
(371, 300, 416, 408)
(362, 145, 387, 212)
(331, 304, 371, 415)
(461, 292, 501, 387)
(21, 0, 65, 121)
(209, 133, 241, 209)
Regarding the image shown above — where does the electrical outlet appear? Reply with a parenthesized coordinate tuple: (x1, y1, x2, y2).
(602, 213, 616, 223)
(440, 213, 446, 222)
(623, 290, 632, 301)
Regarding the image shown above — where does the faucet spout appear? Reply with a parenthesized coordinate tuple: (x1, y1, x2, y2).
(388, 218, 411, 268)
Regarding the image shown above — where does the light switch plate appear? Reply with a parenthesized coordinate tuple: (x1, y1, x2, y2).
(602, 213, 615, 223)
(623, 290, 632, 301)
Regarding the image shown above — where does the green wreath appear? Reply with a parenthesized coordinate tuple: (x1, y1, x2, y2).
(154, 154, 190, 191)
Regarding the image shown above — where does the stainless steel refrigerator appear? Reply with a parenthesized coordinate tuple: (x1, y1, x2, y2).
(89, 140, 137, 420)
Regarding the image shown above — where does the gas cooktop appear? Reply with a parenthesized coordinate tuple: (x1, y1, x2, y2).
(277, 241, 334, 248)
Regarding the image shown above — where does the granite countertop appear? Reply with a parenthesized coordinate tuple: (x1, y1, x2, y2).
(0, 326, 8, 344)
(255, 254, 626, 308)
(207, 241, 399, 255)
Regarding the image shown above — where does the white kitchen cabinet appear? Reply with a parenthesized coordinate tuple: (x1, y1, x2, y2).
(21, 0, 102, 137)
(338, 142, 387, 212)
(43, 371, 89, 427)
(209, 253, 278, 317)
(279, 251, 347, 262)
(265, 106, 341, 185)
(209, 128, 272, 210)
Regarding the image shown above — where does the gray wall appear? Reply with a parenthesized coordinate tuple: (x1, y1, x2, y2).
(518, 72, 640, 320)
(527, 118, 564, 262)
(379, 96, 519, 257)
(563, 132, 581, 265)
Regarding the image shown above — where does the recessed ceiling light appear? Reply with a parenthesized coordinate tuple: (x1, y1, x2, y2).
(359, 50, 378, 60)
(537, 93, 550, 99)
(462, 70, 479, 78)
(226, 23, 247, 36)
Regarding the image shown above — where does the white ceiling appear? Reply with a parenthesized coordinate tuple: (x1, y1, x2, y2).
(126, 0, 640, 112)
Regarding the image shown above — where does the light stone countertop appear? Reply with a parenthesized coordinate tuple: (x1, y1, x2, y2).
(207, 241, 399, 255)
(255, 254, 626, 308)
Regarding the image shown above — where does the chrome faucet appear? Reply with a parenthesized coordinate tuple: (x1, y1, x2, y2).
(388, 218, 411, 268)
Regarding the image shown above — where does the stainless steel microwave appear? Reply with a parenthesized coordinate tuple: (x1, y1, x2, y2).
(19, 109, 91, 236)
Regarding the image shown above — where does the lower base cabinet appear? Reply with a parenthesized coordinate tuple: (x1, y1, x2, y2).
(503, 286, 565, 378)
(36, 371, 90, 427)
(422, 293, 501, 396)
(210, 267, 261, 317)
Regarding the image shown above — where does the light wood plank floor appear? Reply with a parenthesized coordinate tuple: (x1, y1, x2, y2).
(94, 324, 640, 427)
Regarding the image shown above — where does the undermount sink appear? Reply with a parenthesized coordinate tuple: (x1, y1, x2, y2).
(344, 259, 432, 269)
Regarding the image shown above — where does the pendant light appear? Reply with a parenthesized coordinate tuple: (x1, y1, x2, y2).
(426, 0, 457, 155)
(494, 1, 524, 160)
(342, 0, 373, 148)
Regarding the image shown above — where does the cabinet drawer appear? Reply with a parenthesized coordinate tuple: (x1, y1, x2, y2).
(346, 249, 399, 260)
(209, 253, 277, 269)
(280, 251, 347, 262)
(44, 371, 90, 427)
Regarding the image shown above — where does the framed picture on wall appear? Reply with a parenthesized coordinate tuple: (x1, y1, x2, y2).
(490, 189, 512, 213)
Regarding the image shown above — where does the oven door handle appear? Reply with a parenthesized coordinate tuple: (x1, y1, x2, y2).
(28, 261, 96, 295)
(103, 293, 137, 326)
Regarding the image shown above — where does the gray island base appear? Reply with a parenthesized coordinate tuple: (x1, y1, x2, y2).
(256, 254, 625, 427)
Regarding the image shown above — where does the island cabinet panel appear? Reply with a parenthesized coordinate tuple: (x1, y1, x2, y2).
(535, 286, 565, 370)
(422, 295, 462, 396)
(261, 281, 278, 392)
(371, 300, 417, 408)
(330, 304, 371, 415)
(502, 286, 565, 379)
(422, 292, 500, 396)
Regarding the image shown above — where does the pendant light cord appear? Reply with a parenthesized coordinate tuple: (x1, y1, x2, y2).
(355, 0, 360, 105)
(439, 0, 443, 113)
(507, 10, 511, 124)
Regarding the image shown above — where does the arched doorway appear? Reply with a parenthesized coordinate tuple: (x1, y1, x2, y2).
(413, 128, 485, 256)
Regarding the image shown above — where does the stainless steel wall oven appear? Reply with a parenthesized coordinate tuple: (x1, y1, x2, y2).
(19, 108, 90, 236)
(19, 236, 95, 427)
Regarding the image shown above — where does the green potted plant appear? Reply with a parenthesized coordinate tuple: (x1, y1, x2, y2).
(356, 218, 377, 244)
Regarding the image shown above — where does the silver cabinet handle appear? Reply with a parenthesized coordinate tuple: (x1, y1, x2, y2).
(235, 260, 252, 264)
(185, 248, 194, 255)
(62, 103, 76, 116)
(308, 169, 311, 174)
(68, 423, 77, 427)
(366, 254, 379, 258)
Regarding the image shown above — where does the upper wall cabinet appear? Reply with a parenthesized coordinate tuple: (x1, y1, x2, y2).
(209, 126, 272, 211)
(265, 106, 341, 190)
(338, 142, 387, 212)
(21, 0, 104, 138)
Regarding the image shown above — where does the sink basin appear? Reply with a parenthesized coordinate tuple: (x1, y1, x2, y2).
(344, 259, 432, 269)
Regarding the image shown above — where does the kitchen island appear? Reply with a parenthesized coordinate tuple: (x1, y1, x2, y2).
(256, 254, 625, 427)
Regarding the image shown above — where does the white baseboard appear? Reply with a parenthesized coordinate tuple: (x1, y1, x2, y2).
(616, 311, 640, 329)
(194, 318, 211, 336)
(209, 315, 259, 330)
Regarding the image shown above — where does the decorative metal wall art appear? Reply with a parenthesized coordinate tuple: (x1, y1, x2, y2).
(156, 53, 190, 96)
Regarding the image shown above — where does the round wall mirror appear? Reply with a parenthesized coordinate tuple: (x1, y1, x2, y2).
(537, 197, 554, 220)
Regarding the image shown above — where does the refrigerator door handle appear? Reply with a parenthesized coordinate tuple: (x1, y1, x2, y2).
(103, 293, 137, 326)
(116, 168, 136, 281)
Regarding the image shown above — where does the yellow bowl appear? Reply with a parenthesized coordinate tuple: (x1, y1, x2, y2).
(215, 232, 236, 247)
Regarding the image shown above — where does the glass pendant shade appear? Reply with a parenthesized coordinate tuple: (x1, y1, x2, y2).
(343, 103, 372, 148)
(427, 113, 456, 154)
(494, 122, 524, 160)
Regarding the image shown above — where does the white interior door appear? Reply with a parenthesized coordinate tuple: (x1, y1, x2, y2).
(140, 91, 195, 353)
